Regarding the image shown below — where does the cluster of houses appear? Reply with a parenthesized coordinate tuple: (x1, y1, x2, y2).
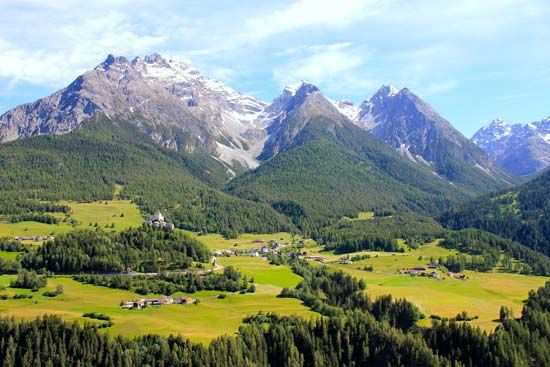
(14, 235, 54, 242)
(213, 249, 234, 257)
(121, 295, 195, 310)
(399, 266, 441, 279)
(398, 266, 467, 281)
(214, 239, 289, 258)
(144, 211, 175, 231)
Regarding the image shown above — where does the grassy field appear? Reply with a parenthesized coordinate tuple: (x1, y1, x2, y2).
(60, 200, 143, 231)
(321, 241, 548, 331)
(0, 257, 315, 343)
(186, 232, 300, 251)
(340, 211, 375, 222)
(218, 256, 303, 292)
(0, 220, 73, 238)
(0, 200, 143, 239)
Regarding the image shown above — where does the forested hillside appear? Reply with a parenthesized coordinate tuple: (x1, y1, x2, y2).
(440, 169, 550, 255)
(0, 116, 294, 236)
(227, 116, 473, 234)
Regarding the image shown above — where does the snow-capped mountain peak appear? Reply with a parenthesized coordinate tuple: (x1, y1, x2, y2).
(472, 116, 550, 176)
(133, 53, 202, 83)
(472, 118, 515, 145)
(283, 81, 312, 96)
(377, 84, 401, 97)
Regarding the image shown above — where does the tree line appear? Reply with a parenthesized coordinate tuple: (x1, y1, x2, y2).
(74, 266, 255, 295)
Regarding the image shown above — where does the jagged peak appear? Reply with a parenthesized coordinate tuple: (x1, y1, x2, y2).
(283, 81, 320, 97)
(131, 53, 202, 82)
(97, 54, 130, 70)
(375, 84, 401, 98)
(143, 52, 169, 65)
(486, 118, 511, 127)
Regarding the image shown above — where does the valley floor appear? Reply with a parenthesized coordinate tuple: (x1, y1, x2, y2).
(0, 258, 315, 343)
(309, 241, 547, 331)
(0, 200, 547, 339)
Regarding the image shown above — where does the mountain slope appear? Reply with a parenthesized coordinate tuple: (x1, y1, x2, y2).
(331, 86, 516, 191)
(227, 85, 475, 233)
(440, 168, 550, 256)
(0, 54, 268, 170)
(472, 117, 550, 176)
(0, 115, 294, 236)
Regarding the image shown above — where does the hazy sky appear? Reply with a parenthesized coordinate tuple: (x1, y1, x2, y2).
(1, 0, 549, 137)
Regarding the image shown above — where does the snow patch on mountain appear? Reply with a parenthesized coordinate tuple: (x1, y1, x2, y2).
(472, 116, 550, 176)
(329, 99, 360, 121)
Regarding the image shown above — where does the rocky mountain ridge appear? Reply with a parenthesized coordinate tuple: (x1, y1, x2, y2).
(472, 117, 550, 176)
(0, 53, 514, 187)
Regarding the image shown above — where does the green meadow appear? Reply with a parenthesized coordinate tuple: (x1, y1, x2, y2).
(0, 251, 20, 260)
(0, 256, 315, 343)
(318, 241, 548, 331)
(187, 231, 307, 251)
(0, 200, 143, 239)
(218, 256, 303, 291)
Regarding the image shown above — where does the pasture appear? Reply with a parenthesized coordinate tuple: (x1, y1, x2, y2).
(0, 200, 143, 239)
(188, 232, 302, 251)
(0, 256, 315, 343)
(322, 241, 548, 331)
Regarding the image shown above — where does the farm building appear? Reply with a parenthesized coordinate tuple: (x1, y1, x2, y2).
(121, 295, 195, 310)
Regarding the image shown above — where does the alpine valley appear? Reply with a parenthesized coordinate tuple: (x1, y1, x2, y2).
(1, 54, 550, 367)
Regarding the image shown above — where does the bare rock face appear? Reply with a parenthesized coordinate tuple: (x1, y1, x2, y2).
(0, 53, 268, 169)
(259, 82, 347, 160)
(473, 117, 550, 176)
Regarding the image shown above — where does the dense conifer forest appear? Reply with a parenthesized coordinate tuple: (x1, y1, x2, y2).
(440, 169, 550, 256)
(0, 117, 294, 237)
(226, 118, 470, 234)
(20, 226, 211, 274)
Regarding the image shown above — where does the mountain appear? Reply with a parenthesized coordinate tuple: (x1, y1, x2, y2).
(258, 81, 348, 160)
(0, 115, 294, 237)
(440, 167, 550, 256)
(472, 117, 550, 176)
(0, 53, 268, 171)
(227, 83, 477, 233)
(0, 53, 515, 189)
(331, 86, 516, 191)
